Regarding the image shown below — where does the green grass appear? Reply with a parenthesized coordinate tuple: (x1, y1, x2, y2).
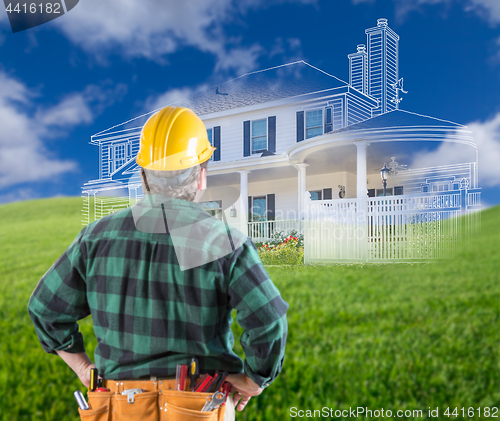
(0, 197, 499, 420)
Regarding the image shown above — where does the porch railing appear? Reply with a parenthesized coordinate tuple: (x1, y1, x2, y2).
(247, 219, 303, 243)
(245, 189, 481, 263)
(304, 189, 481, 263)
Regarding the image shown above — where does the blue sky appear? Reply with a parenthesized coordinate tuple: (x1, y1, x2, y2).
(0, 0, 499, 206)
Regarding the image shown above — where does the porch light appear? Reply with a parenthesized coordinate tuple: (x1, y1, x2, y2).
(230, 206, 237, 218)
(380, 163, 390, 196)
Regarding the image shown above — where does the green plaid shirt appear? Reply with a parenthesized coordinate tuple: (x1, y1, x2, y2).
(28, 197, 288, 388)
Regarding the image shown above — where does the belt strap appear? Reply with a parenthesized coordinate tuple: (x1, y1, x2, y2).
(103, 378, 178, 394)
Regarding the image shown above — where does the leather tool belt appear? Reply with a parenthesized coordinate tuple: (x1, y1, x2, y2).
(79, 378, 227, 421)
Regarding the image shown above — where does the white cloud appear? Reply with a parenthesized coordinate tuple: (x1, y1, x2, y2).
(0, 72, 127, 189)
(0, 188, 41, 205)
(351, 0, 500, 25)
(467, 0, 500, 25)
(36, 94, 93, 127)
(214, 44, 264, 75)
(36, 82, 127, 128)
(270, 37, 303, 62)
(143, 85, 209, 113)
(52, 0, 315, 72)
(411, 112, 500, 188)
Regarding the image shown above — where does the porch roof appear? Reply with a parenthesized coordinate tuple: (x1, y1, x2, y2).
(287, 109, 476, 164)
(334, 109, 464, 134)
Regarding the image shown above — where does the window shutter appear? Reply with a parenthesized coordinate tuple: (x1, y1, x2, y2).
(268, 116, 276, 153)
(108, 146, 114, 160)
(323, 188, 332, 200)
(213, 126, 221, 161)
(267, 194, 275, 221)
(248, 196, 252, 222)
(296, 111, 304, 142)
(325, 107, 333, 133)
(243, 121, 250, 157)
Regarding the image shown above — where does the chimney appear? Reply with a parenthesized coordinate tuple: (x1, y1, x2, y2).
(365, 18, 400, 115)
(348, 44, 368, 94)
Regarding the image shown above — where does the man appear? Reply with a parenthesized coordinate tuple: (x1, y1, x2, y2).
(28, 106, 288, 420)
(28, 107, 288, 420)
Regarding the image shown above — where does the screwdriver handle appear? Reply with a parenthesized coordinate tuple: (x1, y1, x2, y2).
(89, 367, 98, 392)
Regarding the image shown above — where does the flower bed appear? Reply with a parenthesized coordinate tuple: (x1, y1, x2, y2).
(257, 233, 304, 265)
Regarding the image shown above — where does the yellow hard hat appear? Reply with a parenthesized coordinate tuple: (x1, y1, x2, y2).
(136, 106, 215, 171)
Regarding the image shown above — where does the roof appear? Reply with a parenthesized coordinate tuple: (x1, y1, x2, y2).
(177, 61, 348, 116)
(94, 61, 349, 137)
(334, 109, 465, 134)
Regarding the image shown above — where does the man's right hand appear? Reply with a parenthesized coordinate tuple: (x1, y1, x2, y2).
(225, 373, 263, 412)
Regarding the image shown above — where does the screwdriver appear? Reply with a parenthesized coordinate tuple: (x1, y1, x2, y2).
(89, 368, 98, 392)
(189, 357, 199, 390)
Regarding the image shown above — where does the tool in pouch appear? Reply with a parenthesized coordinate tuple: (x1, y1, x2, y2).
(74, 390, 89, 411)
(89, 367, 104, 392)
(201, 391, 226, 412)
(121, 388, 145, 404)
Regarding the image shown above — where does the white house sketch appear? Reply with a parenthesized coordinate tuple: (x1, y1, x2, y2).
(82, 19, 481, 263)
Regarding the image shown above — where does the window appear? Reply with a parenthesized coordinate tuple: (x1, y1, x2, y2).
(115, 144, 125, 160)
(394, 186, 404, 195)
(252, 119, 267, 153)
(207, 128, 213, 161)
(310, 190, 322, 201)
(306, 109, 323, 139)
(113, 143, 126, 172)
(376, 188, 393, 196)
(201, 200, 222, 219)
(252, 196, 267, 221)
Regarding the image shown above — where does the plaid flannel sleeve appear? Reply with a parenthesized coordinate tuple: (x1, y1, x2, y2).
(227, 238, 289, 388)
(28, 229, 90, 355)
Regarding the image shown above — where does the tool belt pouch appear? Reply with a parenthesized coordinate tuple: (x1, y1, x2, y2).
(80, 390, 159, 421)
(159, 389, 226, 421)
(79, 391, 113, 421)
(79, 381, 226, 421)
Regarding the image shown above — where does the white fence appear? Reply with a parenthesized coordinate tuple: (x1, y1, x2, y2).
(303, 189, 481, 263)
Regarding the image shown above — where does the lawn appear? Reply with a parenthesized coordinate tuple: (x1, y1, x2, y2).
(0, 197, 498, 420)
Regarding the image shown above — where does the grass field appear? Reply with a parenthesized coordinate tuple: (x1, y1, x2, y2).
(0, 197, 498, 420)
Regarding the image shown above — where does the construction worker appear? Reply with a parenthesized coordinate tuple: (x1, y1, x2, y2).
(28, 106, 288, 420)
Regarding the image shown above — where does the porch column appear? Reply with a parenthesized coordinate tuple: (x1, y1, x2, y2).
(297, 163, 308, 219)
(354, 141, 369, 262)
(355, 141, 369, 200)
(238, 170, 250, 236)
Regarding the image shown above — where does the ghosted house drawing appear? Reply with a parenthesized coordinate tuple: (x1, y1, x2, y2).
(82, 19, 481, 263)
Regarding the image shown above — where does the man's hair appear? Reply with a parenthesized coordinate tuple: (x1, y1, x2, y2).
(142, 160, 209, 201)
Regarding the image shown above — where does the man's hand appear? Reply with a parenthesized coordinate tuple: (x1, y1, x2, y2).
(76, 362, 96, 388)
(226, 373, 263, 412)
(55, 350, 95, 388)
